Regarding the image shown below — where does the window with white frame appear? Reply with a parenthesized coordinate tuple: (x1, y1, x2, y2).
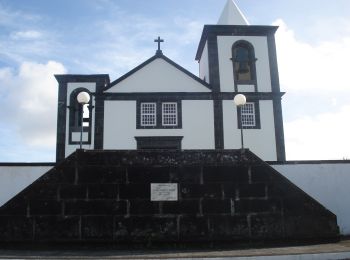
(141, 103, 156, 126)
(162, 102, 177, 126)
(241, 102, 256, 127)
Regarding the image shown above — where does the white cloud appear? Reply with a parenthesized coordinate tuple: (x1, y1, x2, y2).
(0, 3, 41, 28)
(0, 61, 67, 148)
(10, 30, 42, 40)
(274, 19, 350, 93)
(274, 19, 350, 160)
(285, 105, 350, 160)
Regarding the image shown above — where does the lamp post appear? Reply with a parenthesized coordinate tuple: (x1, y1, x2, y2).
(76, 91, 90, 149)
(234, 94, 246, 150)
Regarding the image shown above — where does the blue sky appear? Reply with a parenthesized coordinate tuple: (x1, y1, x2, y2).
(1, 0, 350, 161)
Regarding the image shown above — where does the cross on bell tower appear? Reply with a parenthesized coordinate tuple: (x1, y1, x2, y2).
(154, 36, 164, 55)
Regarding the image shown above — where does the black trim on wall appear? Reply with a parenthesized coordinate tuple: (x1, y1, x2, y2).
(94, 77, 109, 150)
(54, 74, 110, 162)
(272, 97, 286, 161)
(104, 92, 284, 101)
(136, 99, 182, 129)
(195, 25, 278, 61)
(0, 162, 56, 166)
(206, 33, 224, 149)
(267, 33, 286, 161)
(213, 96, 224, 149)
(54, 77, 67, 163)
(105, 53, 211, 92)
(135, 136, 183, 150)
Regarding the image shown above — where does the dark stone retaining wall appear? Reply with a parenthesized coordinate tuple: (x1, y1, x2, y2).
(0, 149, 339, 245)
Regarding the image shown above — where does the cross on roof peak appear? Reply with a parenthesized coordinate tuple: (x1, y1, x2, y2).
(154, 36, 164, 55)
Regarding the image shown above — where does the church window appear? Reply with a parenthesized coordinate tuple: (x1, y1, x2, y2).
(232, 41, 256, 82)
(141, 103, 156, 126)
(137, 100, 182, 129)
(68, 88, 92, 144)
(162, 103, 177, 126)
(241, 102, 256, 127)
(237, 101, 261, 129)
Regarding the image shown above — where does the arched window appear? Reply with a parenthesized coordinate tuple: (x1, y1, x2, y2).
(68, 88, 92, 144)
(232, 41, 256, 82)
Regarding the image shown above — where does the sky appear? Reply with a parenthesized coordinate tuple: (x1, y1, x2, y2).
(0, 0, 350, 162)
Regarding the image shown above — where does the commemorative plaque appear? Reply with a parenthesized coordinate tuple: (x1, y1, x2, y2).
(150, 183, 178, 201)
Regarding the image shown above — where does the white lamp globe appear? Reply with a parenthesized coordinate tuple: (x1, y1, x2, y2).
(234, 94, 246, 107)
(77, 91, 90, 104)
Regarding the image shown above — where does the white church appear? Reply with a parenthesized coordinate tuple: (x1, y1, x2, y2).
(1, 0, 350, 237)
(55, 0, 285, 162)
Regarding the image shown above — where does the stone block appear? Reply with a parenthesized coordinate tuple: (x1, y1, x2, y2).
(60, 184, 87, 200)
(82, 216, 113, 240)
(128, 166, 170, 183)
(34, 216, 80, 241)
(203, 166, 248, 183)
(178, 166, 202, 183)
(64, 200, 126, 215)
(238, 183, 266, 198)
(251, 166, 272, 183)
(250, 214, 284, 239)
(29, 200, 62, 215)
(180, 184, 222, 199)
(129, 200, 160, 215)
(284, 214, 339, 239)
(0, 216, 33, 241)
(119, 184, 150, 199)
(24, 184, 59, 200)
(120, 216, 178, 242)
(0, 198, 27, 216)
(208, 215, 249, 239)
(202, 199, 231, 214)
(179, 216, 208, 240)
(222, 183, 236, 198)
(235, 199, 279, 214)
(78, 165, 126, 184)
(37, 167, 75, 184)
(88, 184, 117, 199)
(162, 199, 200, 215)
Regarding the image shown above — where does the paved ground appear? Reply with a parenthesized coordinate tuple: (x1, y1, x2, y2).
(0, 239, 350, 259)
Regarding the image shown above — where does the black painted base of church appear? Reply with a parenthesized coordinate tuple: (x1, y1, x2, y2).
(0, 149, 339, 246)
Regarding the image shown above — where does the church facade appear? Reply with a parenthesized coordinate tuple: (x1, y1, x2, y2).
(55, 0, 285, 162)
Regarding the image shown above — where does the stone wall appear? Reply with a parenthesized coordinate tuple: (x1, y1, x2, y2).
(0, 150, 339, 245)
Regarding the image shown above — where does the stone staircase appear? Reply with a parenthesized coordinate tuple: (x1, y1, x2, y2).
(0, 149, 339, 245)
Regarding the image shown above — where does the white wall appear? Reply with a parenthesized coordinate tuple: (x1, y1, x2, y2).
(0, 166, 52, 206)
(106, 58, 210, 93)
(104, 101, 137, 149)
(223, 100, 277, 160)
(65, 82, 96, 157)
(103, 100, 215, 149)
(273, 163, 350, 235)
(217, 36, 272, 92)
(199, 41, 210, 83)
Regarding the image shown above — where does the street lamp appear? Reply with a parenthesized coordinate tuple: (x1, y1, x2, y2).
(234, 94, 246, 150)
(77, 91, 90, 149)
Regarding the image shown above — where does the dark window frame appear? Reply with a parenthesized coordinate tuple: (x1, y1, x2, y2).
(136, 99, 182, 129)
(68, 88, 93, 144)
(135, 136, 183, 150)
(236, 100, 261, 129)
(231, 40, 258, 86)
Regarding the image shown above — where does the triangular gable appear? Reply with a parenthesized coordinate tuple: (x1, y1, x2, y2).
(105, 54, 211, 93)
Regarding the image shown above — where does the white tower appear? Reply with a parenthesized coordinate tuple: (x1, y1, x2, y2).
(196, 0, 286, 161)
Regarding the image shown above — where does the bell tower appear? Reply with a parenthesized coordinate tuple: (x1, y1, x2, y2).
(195, 0, 286, 161)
